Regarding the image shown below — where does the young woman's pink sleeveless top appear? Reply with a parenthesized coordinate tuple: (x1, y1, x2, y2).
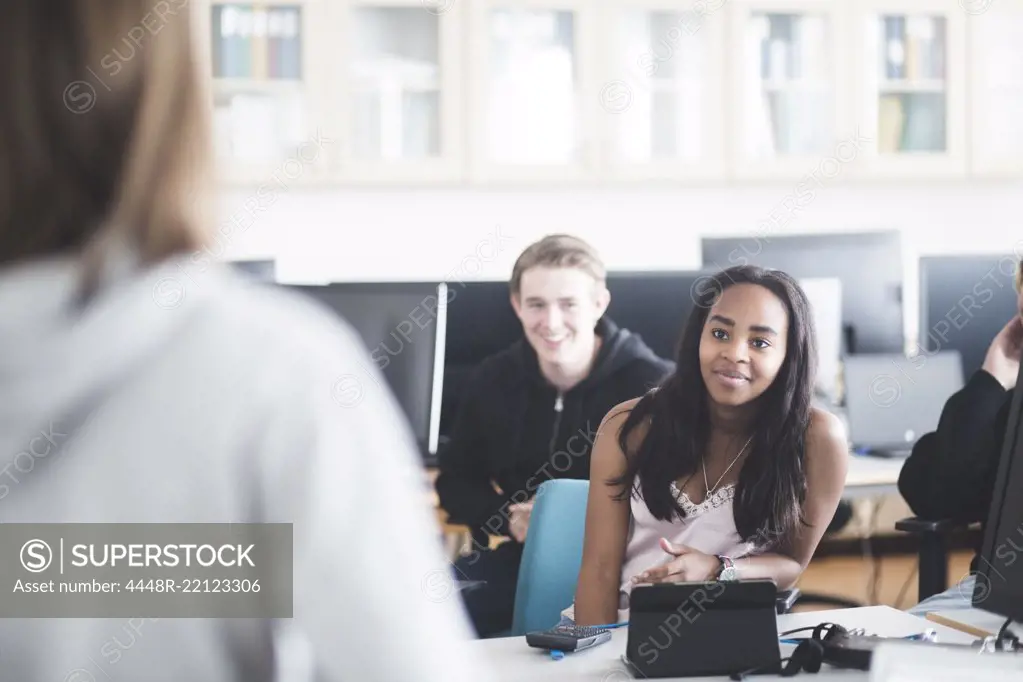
(562, 481, 764, 624)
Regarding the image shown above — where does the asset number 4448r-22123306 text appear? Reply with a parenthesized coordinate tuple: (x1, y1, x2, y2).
(124, 578, 261, 593)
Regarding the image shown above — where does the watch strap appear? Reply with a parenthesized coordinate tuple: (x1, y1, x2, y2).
(715, 555, 736, 580)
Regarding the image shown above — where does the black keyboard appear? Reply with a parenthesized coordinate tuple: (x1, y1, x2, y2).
(526, 624, 614, 652)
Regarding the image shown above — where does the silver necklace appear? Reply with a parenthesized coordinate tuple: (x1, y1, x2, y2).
(702, 434, 754, 496)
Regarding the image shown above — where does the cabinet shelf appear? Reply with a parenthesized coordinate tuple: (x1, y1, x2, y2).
(877, 78, 945, 93)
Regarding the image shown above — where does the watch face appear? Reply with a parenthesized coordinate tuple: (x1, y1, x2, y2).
(720, 566, 737, 581)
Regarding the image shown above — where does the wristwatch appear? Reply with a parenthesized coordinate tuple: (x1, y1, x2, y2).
(715, 555, 738, 581)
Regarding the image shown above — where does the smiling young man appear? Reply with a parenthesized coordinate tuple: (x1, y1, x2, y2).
(435, 234, 674, 638)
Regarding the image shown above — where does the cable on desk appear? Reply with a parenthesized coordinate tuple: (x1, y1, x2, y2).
(860, 496, 884, 605)
(779, 626, 818, 638)
(893, 563, 919, 610)
(995, 617, 1020, 651)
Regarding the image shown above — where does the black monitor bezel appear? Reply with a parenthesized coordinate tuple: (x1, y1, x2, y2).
(974, 360, 1023, 621)
(284, 280, 447, 464)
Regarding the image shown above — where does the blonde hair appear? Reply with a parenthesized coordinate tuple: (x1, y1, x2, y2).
(0, 1, 212, 287)
(509, 234, 606, 296)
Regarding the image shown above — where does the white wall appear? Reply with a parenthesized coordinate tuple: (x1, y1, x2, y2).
(214, 181, 1023, 349)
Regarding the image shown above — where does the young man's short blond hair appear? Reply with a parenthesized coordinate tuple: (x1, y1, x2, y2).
(509, 234, 606, 296)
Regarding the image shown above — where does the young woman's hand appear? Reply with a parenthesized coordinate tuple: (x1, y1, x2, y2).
(982, 316, 1023, 389)
(630, 538, 721, 584)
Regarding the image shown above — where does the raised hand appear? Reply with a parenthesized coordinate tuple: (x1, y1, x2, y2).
(982, 316, 1023, 389)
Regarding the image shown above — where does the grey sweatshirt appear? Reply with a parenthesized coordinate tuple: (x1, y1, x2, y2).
(0, 252, 494, 682)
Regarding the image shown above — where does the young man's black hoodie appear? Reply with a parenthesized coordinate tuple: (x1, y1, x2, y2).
(435, 316, 674, 540)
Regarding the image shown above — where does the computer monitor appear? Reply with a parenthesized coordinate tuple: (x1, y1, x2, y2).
(842, 351, 964, 456)
(444, 280, 522, 367)
(606, 271, 843, 403)
(918, 254, 1020, 382)
(440, 273, 696, 435)
(229, 259, 277, 281)
(603, 270, 714, 362)
(701, 231, 905, 354)
(439, 271, 844, 432)
(284, 282, 447, 464)
(798, 277, 843, 405)
(974, 360, 1023, 621)
(440, 280, 523, 436)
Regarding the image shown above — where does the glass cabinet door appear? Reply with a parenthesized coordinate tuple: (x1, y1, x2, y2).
(729, 1, 846, 179)
(207, 2, 315, 175)
(873, 14, 947, 153)
(855, 0, 966, 177)
(488, 9, 578, 164)
(469, 1, 597, 182)
(350, 7, 442, 161)
(602, 3, 726, 180)
(743, 13, 832, 157)
(970, 5, 1023, 176)
(329, 0, 464, 183)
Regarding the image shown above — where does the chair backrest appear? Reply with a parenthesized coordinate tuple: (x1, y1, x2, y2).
(510, 479, 590, 636)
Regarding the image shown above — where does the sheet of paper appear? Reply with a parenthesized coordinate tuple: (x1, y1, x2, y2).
(871, 641, 1023, 681)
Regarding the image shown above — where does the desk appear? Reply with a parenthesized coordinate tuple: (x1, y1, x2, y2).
(473, 606, 977, 681)
(843, 454, 905, 499)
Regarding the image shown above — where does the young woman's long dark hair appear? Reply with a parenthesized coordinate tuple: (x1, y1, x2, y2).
(610, 265, 818, 548)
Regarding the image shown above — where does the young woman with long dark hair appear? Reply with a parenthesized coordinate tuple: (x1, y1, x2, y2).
(569, 265, 849, 626)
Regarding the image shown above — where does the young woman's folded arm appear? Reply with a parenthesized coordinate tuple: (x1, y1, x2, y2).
(573, 401, 638, 626)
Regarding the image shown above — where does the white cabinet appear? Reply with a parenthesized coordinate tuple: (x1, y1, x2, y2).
(467, 0, 600, 183)
(728, 0, 853, 179)
(849, 0, 967, 177)
(968, 1, 1023, 177)
(197, 0, 1010, 185)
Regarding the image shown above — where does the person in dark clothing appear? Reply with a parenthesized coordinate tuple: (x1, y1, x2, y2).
(898, 259, 1022, 614)
(435, 235, 674, 637)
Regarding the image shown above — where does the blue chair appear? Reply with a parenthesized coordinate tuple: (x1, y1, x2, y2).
(510, 479, 591, 636)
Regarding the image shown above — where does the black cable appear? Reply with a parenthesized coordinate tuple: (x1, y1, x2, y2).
(779, 625, 820, 637)
(893, 562, 918, 609)
(865, 498, 883, 604)
(995, 617, 1020, 651)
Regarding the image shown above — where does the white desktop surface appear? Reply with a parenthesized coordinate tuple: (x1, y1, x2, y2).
(474, 606, 978, 682)
(843, 454, 905, 498)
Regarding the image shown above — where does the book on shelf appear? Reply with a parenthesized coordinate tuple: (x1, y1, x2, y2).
(213, 6, 303, 81)
(877, 94, 904, 153)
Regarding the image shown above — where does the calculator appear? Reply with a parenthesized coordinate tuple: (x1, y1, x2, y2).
(526, 624, 614, 652)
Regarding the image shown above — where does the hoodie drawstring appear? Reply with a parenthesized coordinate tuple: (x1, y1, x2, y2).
(548, 392, 563, 456)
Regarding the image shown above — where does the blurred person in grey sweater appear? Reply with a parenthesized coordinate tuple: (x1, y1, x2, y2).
(0, 2, 494, 681)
